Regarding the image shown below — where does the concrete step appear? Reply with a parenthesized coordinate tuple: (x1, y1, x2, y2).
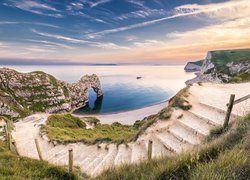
(187, 110, 219, 126)
(155, 131, 188, 154)
(147, 135, 173, 158)
(178, 112, 213, 136)
(85, 146, 109, 173)
(91, 144, 118, 176)
(131, 141, 148, 163)
(114, 144, 132, 166)
(168, 123, 202, 145)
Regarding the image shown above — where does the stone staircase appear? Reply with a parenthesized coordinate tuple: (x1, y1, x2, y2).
(12, 82, 250, 177)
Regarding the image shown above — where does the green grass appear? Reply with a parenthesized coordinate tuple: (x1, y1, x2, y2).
(43, 113, 162, 145)
(229, 72, 250, 83)
(46, 114, 86, 129)
(192, 60, 204, 66)
(0, 140, 80, 179)
(94, 113, 250, 180)
(44, 121, 138, 144)
(169, 86, 192, 110)
(206, 125, 224, 141)
(211, 49, 250, 66)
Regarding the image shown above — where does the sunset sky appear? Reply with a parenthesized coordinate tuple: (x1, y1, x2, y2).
(0, 0, 250, 65)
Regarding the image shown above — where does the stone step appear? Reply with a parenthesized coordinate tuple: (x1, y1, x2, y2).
(78, 145, 105, 168)
(187, 110, 219, 126)
(147, 135, 173, 158)
(131, 141, 148, 163)
(155, 131, 188, 154)
(178, 112, 213, 136)
(91, 144, 118, 176)
(168, 123, 202, 145)
(84, 146, 109, 173)
(114, 144, 132, 166)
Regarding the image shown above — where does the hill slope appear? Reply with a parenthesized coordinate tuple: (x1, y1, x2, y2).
(186, 49, 250, 84)
(0, 68, 103, 119)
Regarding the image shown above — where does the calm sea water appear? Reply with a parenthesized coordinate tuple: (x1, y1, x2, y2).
(2, 65, 194, 114)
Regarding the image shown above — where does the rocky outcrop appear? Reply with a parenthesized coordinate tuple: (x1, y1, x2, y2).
(0, 68, 103, 118)
(184, 60, 204, 72)
(186, 49, 250, 84)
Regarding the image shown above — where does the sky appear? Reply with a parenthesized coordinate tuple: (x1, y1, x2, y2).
(0, 0, 250, 65)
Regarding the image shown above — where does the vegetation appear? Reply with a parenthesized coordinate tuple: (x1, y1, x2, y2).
(43, 114, 147, 144)
(94, 113, 250, 180)
(229, 72, 250, 83)
(81, 116, 100, 124)
(192, 59, 204, 66)
(169, 86, 192, 110)
(158, 107, 172, 120)
(47, 114, 86, 129)
(211, 49, 250, 66)
(206, 125, 224, 141)
(0, 140, 79, 179)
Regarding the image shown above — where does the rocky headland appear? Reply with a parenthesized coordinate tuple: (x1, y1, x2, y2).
(186, 49, 250, 84)
(0, 68, 103, 118)
(184, 60, 204, 72)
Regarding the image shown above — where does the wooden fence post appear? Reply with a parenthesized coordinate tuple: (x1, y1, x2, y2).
(148, 140, 153, 160)
(223, 94, 235, 129)
(68, 149, 73, 178)
(35, 139, 43, 161)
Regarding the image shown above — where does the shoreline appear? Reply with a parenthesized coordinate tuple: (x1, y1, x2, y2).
(75, 101, 168, 125)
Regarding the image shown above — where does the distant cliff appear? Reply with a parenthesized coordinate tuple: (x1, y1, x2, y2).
(186, 49, 250, 84)
(0, 68, 103, 118)
(184, 60, 204, 72)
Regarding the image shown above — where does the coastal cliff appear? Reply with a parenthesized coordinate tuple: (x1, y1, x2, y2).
(186, 49, 250, 84)
(184, 60, 204, 72)
(0, 68, 103, 118)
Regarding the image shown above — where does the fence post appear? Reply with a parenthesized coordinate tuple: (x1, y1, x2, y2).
(223, 94, 235, 129)
(35, 138, 43, 161)
(68, 149, 73, 178)
(148, 140, 153, 160)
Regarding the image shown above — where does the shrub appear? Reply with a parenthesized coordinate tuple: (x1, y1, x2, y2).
(47, 114, 86, 129)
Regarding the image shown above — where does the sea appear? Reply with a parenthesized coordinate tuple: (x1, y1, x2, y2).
(2, 65, 195, 114)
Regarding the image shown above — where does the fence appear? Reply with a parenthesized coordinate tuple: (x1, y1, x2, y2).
(223, 94, 250, 129)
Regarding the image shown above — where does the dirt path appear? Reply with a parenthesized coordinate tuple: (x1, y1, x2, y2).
(12, 82, 250, 177)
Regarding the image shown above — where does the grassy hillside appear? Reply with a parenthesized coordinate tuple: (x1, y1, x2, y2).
(0, 140, 79, 179)
(94, 113, 250, 180)
(42, 114, 159, 145)
(211, 49, 250, 66)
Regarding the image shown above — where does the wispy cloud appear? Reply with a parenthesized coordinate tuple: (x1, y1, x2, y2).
(32, 29, 87, 43)
(31, 29, 129, 50)
(85, 0, 250, 38)
(89, 0, 112, 8)
(115, 8, 166, 21)
(3, 0, 63, 18)
(0, 21, 60, 28)
(27, 39, 73, 49)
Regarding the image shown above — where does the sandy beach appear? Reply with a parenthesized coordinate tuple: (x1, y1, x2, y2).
(75, 101, 168, 125)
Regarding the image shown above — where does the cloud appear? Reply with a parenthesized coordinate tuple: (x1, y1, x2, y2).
(27, 39, 73, 49)
(32, 29, 88, 43)
(85, 0, 250, 38)
(115, 9, 166, 21)
(0, 21, 60, 28)
(89, 0, 112, 8)
(31, 29, 129, 50)
(4, 0, 63, 18)
(90, 42, 130, 50)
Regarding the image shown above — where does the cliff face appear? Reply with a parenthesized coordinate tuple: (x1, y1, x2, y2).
(0, 68, 103, 118)
(184, 60, 204, 72)
(186, 49, 250, 84)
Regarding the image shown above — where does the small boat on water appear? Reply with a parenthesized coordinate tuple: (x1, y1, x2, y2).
(136, 76, 142, 79)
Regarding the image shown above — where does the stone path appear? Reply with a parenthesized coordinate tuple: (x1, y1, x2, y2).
(12, 82, 250, 177)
